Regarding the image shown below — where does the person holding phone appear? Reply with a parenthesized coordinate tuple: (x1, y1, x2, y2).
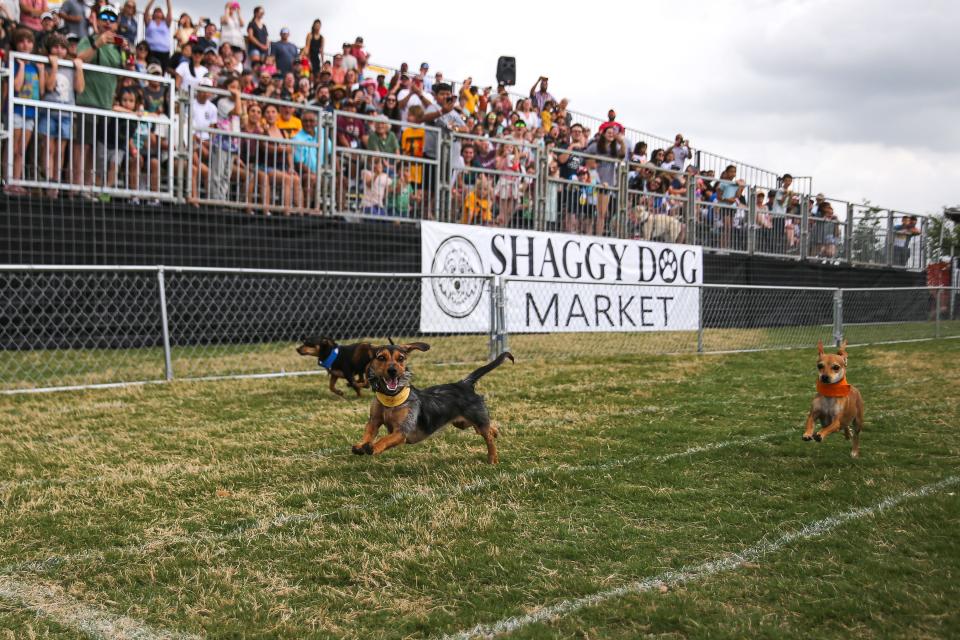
(72, 3, 128, 189)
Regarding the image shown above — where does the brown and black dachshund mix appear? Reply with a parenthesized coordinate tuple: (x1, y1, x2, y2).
(352, 342, 514, 463)
(296, 336, 375, 397)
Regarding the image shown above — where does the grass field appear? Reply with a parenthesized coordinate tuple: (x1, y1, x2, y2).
(1, 339, 959, 639)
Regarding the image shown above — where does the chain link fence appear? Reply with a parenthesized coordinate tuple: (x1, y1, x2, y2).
(1, 266, 957, 393)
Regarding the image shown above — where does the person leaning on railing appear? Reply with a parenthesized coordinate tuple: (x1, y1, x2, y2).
(38, 33, 84, 199)
(71, 2, 128, 198)
(7, 28, 44, 195)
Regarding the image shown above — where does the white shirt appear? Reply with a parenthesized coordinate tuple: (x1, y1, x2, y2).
(191, 99, 218, 140)
(397, 88, 432, 123)
(176, 61, 209, 94)
(670, 143, 691, 169)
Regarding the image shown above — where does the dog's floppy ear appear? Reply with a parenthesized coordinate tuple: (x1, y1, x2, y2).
(401, 342, 431, 353)
(817, 339, 825, 357)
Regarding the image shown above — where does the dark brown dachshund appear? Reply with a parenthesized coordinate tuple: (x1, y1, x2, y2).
(352, 342, 513, 463)
(296, 336, 375, 397)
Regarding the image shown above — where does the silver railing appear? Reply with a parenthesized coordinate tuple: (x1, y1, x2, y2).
(5, 51, 177, 201)
(183, 85, 330, 214)
(0, 54, 931, 269)
(331, 110, 441, 220)
(0, 264, 956, 394)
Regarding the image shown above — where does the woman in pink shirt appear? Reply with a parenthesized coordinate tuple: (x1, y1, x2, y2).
(19, 0, 48, 34)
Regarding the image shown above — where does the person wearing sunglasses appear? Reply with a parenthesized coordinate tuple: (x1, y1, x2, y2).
(72, 4, 129, 189)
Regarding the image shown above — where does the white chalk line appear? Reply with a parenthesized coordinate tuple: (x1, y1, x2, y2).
(439, 475, 960, 640)
(0, 574, 200, 640)
(1, 428, 791, 578)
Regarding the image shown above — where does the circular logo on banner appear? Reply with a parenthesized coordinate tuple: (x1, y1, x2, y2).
(430, 235, 485, 318)
(658, 248, 679, 283)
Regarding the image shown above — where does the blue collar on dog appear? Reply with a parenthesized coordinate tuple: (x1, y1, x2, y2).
(319, 347, 339, 370)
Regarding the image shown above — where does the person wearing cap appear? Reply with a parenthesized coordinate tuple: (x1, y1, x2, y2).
(143, 0, 173, 70)
(174, 41, 208, 93)
(202, 46, 222, 83)
(73, 3, 128, 188)
(417, 62, 432, 93)
(38, 32, 84, 198)
(366, 114, 399, 156)
(143, 62, 168, 114)
(40, 10, 58, 35)
(65, 32, 80, 58)
(270, 26, 298, 76)
(56, 0, 87, 40)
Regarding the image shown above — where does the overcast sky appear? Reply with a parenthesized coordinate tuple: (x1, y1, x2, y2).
(183, 0, 957, 214)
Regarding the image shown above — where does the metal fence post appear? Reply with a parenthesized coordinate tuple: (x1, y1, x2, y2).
(616, 159, 628, 237)
(497, 278, 509, 356)
(697, 285, 704, 353)
(886, 209, 895, 267)
(157, 267, 174, 381)
(747, 185, 756, 255)
(799, 197, 810, 261)
(488, 276, 499, 361)
(844, 202, 854, 265)
(438, 129, 452, 222)
(935, 286, 941, 339)
(685, 179, 696, 239)
(329, 115, 339, 214)
(833, 288, 844, 346)
(535, 146, 548, 231)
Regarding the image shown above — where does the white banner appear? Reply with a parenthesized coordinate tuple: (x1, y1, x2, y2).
(420, 221, 703, 333)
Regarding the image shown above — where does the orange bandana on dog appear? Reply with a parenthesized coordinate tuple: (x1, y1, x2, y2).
(817, 377, 852, 397)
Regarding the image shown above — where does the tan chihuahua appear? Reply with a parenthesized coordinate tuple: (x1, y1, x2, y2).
(803, 339, 865, 458)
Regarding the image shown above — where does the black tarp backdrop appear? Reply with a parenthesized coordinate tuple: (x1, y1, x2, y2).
(0, 198, 927, 350)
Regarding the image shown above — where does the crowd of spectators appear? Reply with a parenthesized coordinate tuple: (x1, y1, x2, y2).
(0, 0, 913, 259)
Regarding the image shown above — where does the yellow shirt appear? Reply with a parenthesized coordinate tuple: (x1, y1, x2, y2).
(277, 115, 302, 139)
(462, 191, 492, 224)
(462, 91, 479, 115)
(540, 110, 552, 132)
(401, 127, 425, 184)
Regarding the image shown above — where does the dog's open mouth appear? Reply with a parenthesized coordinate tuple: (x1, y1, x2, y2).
(384, 378, 400, 392)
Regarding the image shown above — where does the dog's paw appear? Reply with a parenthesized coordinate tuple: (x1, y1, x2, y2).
(361, 442, 374, 455)
(813, 433, 823, 442)
(802, 435, 813, 441)
(351, 444, 366, 455)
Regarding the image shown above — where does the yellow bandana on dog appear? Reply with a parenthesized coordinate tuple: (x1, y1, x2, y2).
(376, 388, 410, 407)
